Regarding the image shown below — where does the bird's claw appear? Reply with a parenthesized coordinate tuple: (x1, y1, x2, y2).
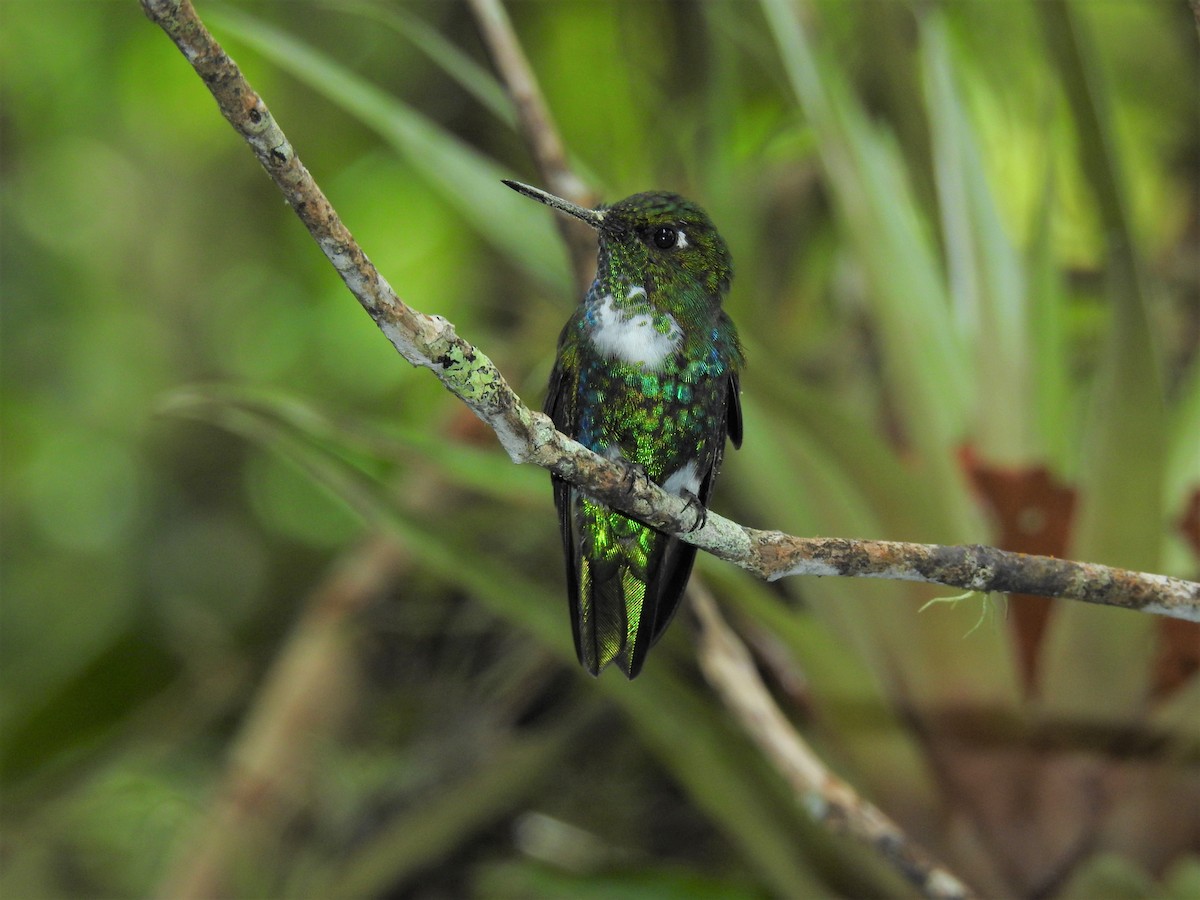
(620, 461, 651, 493)
(681, 490, 707, 533)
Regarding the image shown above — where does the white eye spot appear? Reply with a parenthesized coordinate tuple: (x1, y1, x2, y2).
(675, 230, 688, 249)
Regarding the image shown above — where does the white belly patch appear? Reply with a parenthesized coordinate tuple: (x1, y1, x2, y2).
(662, 461, 702, 497)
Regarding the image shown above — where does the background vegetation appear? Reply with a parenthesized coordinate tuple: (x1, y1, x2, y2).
(2, 0, 1197, 896)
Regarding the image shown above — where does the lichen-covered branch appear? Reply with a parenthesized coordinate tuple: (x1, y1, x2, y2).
(140, 0, 1200, 626)
(692, 584, 977, 899)
(742, 533, 1200, 622)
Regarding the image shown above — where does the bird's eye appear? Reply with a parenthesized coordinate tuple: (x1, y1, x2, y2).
(651, 226, 678, 250)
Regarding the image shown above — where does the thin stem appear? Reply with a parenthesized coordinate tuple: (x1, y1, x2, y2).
(692, 584, 977, 899)
(466, 0, 598, 287)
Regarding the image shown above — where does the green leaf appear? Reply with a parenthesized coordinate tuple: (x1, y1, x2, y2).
(1025, 121, 1074, 476)
(162, 384, 546, 506)
(315, 0, 516, 127)
(1058, 853, 1153, 899)
(1162, 857, 1200, 900)
(760, 0, 978, 538)
(1165, 358, 1200, 529)
(473, 859, 765, 900)
(921, 13, 1036, 465)
(207, 5, 571, 288)
(1036, 0, 1164, 725)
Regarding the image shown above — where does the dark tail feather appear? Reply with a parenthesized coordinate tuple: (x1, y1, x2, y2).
(577, 557, 628, 676)
(559, 480, 701, 679)
(621, 537, 697, 678)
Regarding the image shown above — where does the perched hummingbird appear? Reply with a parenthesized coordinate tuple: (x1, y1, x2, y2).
(504, 180, 744, 679)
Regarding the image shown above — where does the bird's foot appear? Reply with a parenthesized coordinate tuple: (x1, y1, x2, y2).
(680, 489, 707, 533)
(619, 460, 651, 494)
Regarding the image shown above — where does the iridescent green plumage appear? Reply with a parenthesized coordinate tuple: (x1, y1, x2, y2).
(505, 181, 743, 678)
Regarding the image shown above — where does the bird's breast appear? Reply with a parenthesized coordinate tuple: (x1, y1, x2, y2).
(585, 287, 682, 371)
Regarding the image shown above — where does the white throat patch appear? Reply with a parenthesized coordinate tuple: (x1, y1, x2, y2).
(588, 288, 682, 369)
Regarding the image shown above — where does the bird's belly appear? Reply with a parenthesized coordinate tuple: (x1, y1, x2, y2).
(577, 362, 723, 484)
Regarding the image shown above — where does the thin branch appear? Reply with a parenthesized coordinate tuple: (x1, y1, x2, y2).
(140, 0, 1199, 626)
(465, 0, 597, 286)
(743, 534, 1199, 622)
(692, 584, 977, 899)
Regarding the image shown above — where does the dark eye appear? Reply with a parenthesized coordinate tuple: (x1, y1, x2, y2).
(651, 226, 678, 250)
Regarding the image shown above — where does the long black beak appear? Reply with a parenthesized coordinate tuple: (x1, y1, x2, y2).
(502, 180, 605, 229)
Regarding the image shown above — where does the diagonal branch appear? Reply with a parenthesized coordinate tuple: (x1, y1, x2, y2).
(140, 0, 1200, 631)
(692, 583, 977, 899)
(465, 0, 597, 286)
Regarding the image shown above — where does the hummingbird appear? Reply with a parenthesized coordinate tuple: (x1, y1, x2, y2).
(504, 180, 744, 679)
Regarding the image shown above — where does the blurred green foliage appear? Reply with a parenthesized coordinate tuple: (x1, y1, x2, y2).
(2, 1, 1197, 897)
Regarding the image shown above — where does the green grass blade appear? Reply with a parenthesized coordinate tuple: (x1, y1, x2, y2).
(921, 13, 1035, 464)
(1025, 123, 1074, 476)
(207, 5, 569, 287)
(162, 384, 546, 505)
(1164, 358, 1200, 571)
(315, 0, 516, 127)
(1037, 0, 1166, 567)
(741, 354, 950, 538)
(1036, 0, 1164, 724)
(760, 0, 978, 537)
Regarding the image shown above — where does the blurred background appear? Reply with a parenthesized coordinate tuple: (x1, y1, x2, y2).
(2, 1, 1197, 896)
